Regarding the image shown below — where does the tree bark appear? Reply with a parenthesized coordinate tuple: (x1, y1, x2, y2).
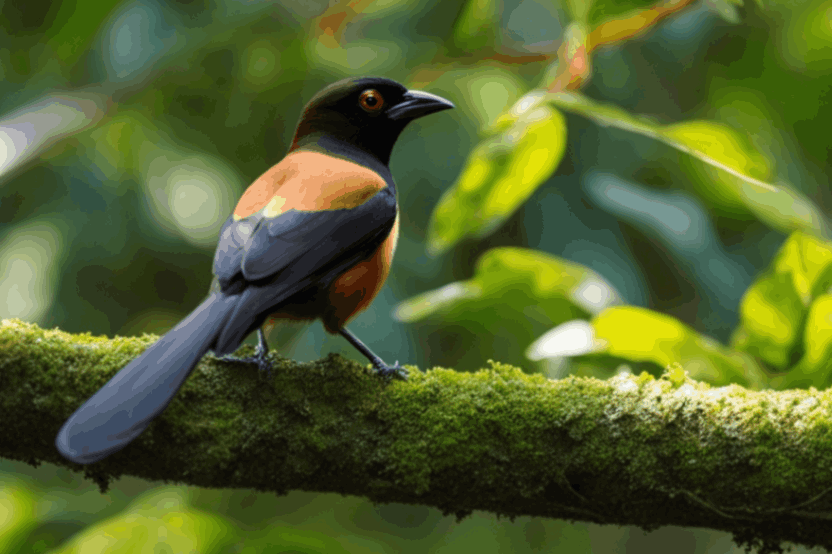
(0, 318, 829, 554)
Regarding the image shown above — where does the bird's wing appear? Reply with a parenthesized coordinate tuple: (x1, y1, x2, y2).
(212, 185, 396, 290)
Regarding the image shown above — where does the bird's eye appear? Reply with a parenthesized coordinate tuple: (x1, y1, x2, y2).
(359, 89, 384, 112)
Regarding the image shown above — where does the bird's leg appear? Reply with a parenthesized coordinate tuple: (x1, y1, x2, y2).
(339, 327, 408, 380)
(219, 328, 273, 378)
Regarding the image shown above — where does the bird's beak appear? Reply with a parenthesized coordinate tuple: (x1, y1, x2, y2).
(387, 90, 455, 121)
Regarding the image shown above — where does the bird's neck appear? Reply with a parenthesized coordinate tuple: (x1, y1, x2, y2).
(290, 134, 396, 191)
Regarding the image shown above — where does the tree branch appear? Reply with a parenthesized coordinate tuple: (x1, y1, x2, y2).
(1, 318, 830, 553)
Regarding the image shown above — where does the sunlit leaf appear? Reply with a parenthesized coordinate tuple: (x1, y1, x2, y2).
(490, 90, 548, 131)
(661, 120, 770, 185)
(773, 232, 832, 305)
(550, 92, 774, 189)
(526, 320, 602, 360)
(733, 232, 832, 369)
(692, 161, 829, 239)
(732, 233, 832, 369)
(426, 106, 566, 256)
(770, 292, 832, 389)
(733, 274, 803, 369)
(591, 306, 766, 387)
(800, 294, 832, 373)
(549, 90, 661, 139)
(394, 247, 621, 336)
(548, 91, 832, 240)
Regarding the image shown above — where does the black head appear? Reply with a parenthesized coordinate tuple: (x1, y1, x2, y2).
(290, 76, 454, 165)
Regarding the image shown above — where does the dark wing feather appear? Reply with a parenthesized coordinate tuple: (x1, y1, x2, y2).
(243, 188, 395, 281)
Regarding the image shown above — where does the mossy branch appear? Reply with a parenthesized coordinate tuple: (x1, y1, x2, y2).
(1, 319, 831, 554)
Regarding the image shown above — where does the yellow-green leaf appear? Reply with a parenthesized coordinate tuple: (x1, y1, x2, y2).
(394, 247, 621, 332)
(426, 106, 566, 256)
(733, 231, 832, 370)
(734, 274, 803, 369)
(802, 293, 832, 370)
(771, 292, 832, 389)
(774, 232, 832, 305)
(661, 120, 770, 185)
(592, 306, 765, 387)
(548, 91, 832, 240)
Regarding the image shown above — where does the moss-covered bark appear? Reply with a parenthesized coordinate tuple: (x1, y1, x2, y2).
(1, 318, 831, 553)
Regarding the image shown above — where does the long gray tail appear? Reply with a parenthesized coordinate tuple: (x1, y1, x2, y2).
(55, 292, 237, 464)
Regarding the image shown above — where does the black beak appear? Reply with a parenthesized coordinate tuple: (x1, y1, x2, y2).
(387, 90, 455, 121)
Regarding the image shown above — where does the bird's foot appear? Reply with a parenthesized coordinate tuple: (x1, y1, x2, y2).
(374, 360, 408, 381)
(219, 345, 273, 379)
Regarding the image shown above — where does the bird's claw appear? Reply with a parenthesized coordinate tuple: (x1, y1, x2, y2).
(374, 360, 408, 381)
(219, 350, 273, 379)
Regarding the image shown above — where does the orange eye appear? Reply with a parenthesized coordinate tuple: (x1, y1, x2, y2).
(359, 89, 384, 112)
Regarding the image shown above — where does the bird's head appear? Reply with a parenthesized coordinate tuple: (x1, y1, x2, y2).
(290, 76, 454, 165)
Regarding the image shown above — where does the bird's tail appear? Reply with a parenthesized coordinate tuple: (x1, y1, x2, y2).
(55, 292, 238, 464)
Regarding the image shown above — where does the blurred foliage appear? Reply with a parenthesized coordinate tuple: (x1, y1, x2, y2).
(2, 0, 832, 551)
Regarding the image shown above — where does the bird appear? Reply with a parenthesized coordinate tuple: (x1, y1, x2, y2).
(55, 76, 454, 465)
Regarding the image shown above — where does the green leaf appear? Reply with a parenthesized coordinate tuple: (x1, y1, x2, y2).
(800, 294, 832, 374)
(591, 306, 766, 387)
(426, 106, 566, 256)
(733, 232, 832, 370)
(548, 91, 831, 240)
(773, 232, 832, 305)
(770, 293, 832, 389)
(661, 120, 770, 185)
(394, 247, 620, 333)
(549, 92, 774, 189)
(733, 274, 803, 369)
